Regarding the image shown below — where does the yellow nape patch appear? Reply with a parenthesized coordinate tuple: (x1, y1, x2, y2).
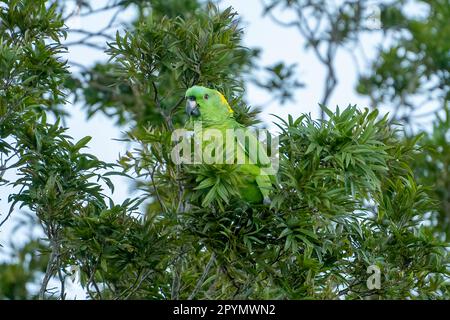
(219, 92, 234, 113)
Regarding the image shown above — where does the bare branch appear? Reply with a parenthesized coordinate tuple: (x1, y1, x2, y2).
(64, 39, 107, 50)
(171, 259, 181, 300)
(57, 256, 66, 300)
(68, 28, 115, 41)
(39, 246, 57, 300)
(77, 3, 122, 18)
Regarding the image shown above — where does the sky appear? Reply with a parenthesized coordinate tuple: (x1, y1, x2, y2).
(0, 0, 389, 298)
(221, 0, 379, 123)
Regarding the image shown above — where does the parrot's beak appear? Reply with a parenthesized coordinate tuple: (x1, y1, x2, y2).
(186, 97, 201, 117)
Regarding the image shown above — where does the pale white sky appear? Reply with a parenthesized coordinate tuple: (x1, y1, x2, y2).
(222, 0, 378, 124)
(0, 0, 421, 299)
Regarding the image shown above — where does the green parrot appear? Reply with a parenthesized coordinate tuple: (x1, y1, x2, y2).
(185, 85, 274, 204)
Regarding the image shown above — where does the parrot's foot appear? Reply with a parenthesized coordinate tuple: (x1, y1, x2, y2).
(263, 197, 271, 205)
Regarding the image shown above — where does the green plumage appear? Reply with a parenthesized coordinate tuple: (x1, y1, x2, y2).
(185, 86, 273, 204)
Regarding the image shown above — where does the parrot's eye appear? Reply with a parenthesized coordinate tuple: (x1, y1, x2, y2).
(204, 94, 209, 100)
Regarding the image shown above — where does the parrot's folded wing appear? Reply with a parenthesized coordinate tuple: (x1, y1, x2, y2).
(235, 129, 272, 172)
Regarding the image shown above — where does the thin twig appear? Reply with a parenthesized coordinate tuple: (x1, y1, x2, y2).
(87, 258, 103, 299)
(57, 257, 66, 300)
(188, 253, 216, 300)
(124, 270, 154, 299)
(68, 28, 115, 41)
(0, 201, 16, 228)
(77, 4, 121, 18)
(39, 247, 57, 300)
(171, 257, 182, 300)
(64, 41, 106, 51)
(169, 96, 186, 118)
(150, 165, 168, 212)
(337, 280, 364, 296)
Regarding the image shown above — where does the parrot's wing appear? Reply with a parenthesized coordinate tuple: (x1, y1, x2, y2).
(235, 128, 273, 173)
(233, 127, 276, 203)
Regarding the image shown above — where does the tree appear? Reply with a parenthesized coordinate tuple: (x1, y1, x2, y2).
(0, 0, 448, 299)
(262, 0, 450, 242)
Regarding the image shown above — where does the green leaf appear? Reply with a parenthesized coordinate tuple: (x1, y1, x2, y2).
(73, 136, 92, 152)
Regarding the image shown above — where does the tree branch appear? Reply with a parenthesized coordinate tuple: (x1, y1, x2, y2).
(39, 246, 57, 300)
(188, 252, 216, 300)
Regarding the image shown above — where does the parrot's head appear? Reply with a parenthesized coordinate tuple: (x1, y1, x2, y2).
(185, 86, 234, 123)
